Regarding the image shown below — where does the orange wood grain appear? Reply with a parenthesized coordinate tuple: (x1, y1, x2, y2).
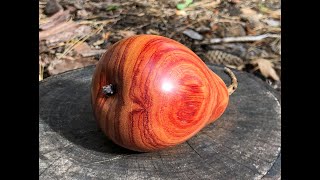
(91, 35, 229, 152)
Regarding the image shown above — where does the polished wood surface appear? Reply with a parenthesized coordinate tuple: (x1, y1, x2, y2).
(91, 35, 229, 152)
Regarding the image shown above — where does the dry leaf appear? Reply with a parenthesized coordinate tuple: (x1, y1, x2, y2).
(40, 24, 92, 47)
(137, 13, 145, 17)
(259, 7, 281, 19)
(241, 7, 257, 17)
(93, 39, 105, 46)
(74, 42, 105, 57)
(176, 10, 187, 16)
(229, 0, 241, 3)
(185, 0, 219, 11)
(103, 32, 111, 40)
(80, 50, 106, 57)
(76, 9, 90, 19)
(39, 62, 43, 81)
(74, 42, 91, 55)
(270, 9, 281, 19)
(240, 7, 264, 35)
(39, 9, 69, 30)
(39, 21, 77, 40)
(118, 30, 137, 38)
(146, 29, 160, 35)
(48, 58, 97, 75)
(183, 29, 203, 40)
(44, 0, 63, 16)
(251, 59, 280, 81)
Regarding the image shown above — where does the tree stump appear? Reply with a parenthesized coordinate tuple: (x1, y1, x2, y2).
(39, 64, 281, 179)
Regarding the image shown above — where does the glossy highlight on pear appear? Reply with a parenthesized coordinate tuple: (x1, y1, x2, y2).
(91, 35, 229, 152)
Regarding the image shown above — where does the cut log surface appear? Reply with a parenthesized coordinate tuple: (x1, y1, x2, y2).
(39, 64, 281, 180)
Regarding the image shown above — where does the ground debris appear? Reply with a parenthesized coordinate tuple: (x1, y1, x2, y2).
(117, 30, 137, 38)
(44, 0, 63, 16)
(40, 9, 71, 30)
(183, 29, 203, 40)
(262, 19, 281, 27)
(47, 57, 97, 75)
(40, 22, 92, 47)
(251, 59, 280, 81)
(204, 50, 244, 68)
(39, 0, 281, 91)
(210, 34, 280, 44)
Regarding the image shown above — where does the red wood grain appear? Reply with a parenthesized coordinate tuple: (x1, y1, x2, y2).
(91, 35, 229, 152)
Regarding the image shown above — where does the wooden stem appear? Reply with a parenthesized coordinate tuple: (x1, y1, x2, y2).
(224, 67, 238, 95)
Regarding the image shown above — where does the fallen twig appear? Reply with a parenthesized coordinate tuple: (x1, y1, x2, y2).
(78, 19, 119, 26)
(213, 19, 246, 26)
(210, 33, 280, 44)
(224, 67, 238, 95)
(39, 62, 44, 81)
